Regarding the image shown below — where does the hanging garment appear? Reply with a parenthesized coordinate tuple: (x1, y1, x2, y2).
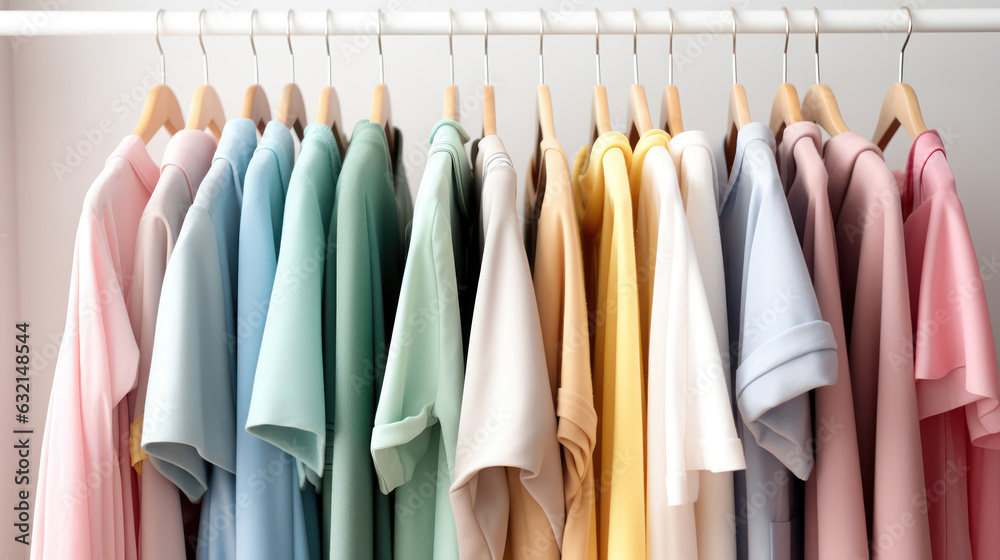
(141, 118, 257, 560)
(718, 122, 837, 560)
(776, 122, 869, 560)
(572, 131, 646, 559)
(525, 137, 599, 560)
(666, 131, 739, 560)
(31, 135, 157, 560)
(821, 131, 932, 560)
(235, 121, 320, 560)
(450, 135, 565, 560)
(327, 120, 411, 560)
(129, 129, 216, 560)
(247, 124, 342, 491)
(632, 129, 745, 559)
(895, 129, 1000, 560)
(372, 119, 472, 560)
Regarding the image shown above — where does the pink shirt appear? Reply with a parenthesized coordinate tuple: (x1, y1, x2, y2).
(31, 136, 158, 560)
(822, 131, 932, 560)
(896, 130, 1000, 560)
(778, 123, 869, 560)
(128, 130, 215, 560)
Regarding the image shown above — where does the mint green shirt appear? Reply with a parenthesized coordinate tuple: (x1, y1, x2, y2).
(324, 120, 411, 559)
(372, 120, 474, 560)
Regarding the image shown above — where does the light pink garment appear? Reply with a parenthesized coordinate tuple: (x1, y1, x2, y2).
(822, 131, 932, 560)
(31, 136, 157, 560)
(450, 136, 565, 559)
(129, 130, 216, 560)
(895, 130, 1000, 560)
(778, 123, 869, 560)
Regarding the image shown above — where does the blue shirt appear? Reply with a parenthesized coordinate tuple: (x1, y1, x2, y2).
(718, 123, 837, 560)
(236, 121, 319, 560)
(143, 118, 257, 560)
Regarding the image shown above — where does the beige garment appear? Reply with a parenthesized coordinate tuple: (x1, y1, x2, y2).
(525, 137, 599, 560)
(450, 135, 564, 560)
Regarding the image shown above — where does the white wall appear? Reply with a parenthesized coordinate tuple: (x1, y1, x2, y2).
(3, 0, 999, 557)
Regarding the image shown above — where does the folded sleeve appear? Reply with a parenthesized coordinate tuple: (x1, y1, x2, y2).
(142, 210, 234, 501)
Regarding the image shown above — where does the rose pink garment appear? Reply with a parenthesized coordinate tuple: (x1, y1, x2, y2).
(778, 123, 869, 560)
(822, 131, 932, 560)
(895, 130, 1000, 560)
(31, 136, 158, 560)
(128, 130, 216, 560)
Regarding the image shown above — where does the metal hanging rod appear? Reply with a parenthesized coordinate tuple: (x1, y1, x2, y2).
(3, 9, 1000, 37)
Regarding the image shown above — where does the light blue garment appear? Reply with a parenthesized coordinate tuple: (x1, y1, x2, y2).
(717, 123, 837, 560)
(236, 121, 318, 560)
(142, 118, 257, 560)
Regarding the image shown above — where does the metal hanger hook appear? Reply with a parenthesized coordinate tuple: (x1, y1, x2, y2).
(632, 8, 639, 85)
(899, 6, 913, 82)
(249, 9, 260, 85)
(667, 7, 674, 87)
(484, 9, 489, 87)
(731, 8, 738, 84)
(813, 7, 821, 85)
(448, 9, 455, 86)
(377, 8, 385, 84)
(595, 8, 602, 86)
(538, 9, 545, 86)
(154, 9, 166, 85)
(286, 9, 295, 83)
(781, 7, 789, 83)
(325, 10, 332, 87)
(197, 9, 209, 85)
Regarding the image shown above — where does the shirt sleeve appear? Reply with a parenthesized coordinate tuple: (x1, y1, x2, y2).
(911, 186, 1000, 448)
(246, 184, 329, 485)
(735, 169, 838, 480)
(372, 164, 464, 495)
(141, 208, 235, 501)
(32, 209, 139, 559)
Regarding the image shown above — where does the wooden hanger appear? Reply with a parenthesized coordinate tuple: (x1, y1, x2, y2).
(660, 8, 684, 136)
(185, 10, 225, 142)
(801, 8, 849, 138)
(768, 9, 802, 144)
(533, 11, 557, 171)
(590, 9, 612, 143)
(482, 10, 496, 137)
(318, 10, 346, 153)
(241, 10, 270, 135)
(872, 8, 927, 151)
(442, 10, 459, 121)
(625, 9, 654, 147)
(370, 9, 396, 156)
(724, 9, 751, 172)
(133, 10, 185, 144)
(276, 10, 307, 140)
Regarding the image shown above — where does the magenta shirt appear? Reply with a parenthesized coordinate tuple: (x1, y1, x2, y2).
(896, 129, 1000, 560)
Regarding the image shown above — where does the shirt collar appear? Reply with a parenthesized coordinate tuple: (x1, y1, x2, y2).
(213, 118, 258, 205)
(429, 119, 473, 219)
(574, 131, 632, 237)
(160, 129, 217, 201)
(899, 129, 949, 216)
(667, 130, 720, 209)
(822, 130, 885, 219)
(258, 121, 295, 196)
(628, 129, 671, 199)
(111, 135, 160, 193)
(776, 121, 822, 194)
(723, 122, 776, 209)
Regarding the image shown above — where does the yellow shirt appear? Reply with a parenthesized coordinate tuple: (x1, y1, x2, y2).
(573, 132, 646, 559)
(526, 137, 599, 560)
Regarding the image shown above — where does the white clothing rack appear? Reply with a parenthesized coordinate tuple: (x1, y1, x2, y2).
(2, 9, 1000, 37)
